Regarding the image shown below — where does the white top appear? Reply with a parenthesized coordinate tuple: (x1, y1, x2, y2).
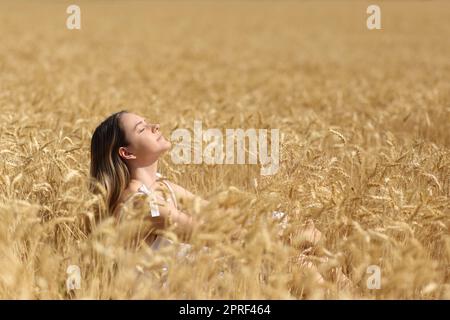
(136, 172, 191, 255)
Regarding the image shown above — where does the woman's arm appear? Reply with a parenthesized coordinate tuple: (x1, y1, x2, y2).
(150, 191, 200, 242)
(118, 191, 200, 244)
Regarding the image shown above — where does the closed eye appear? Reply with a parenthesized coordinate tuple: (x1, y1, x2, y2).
(138, 120, 148, 133)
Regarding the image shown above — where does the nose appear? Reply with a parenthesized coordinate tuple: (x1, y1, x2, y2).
(152, 123, 160, 133)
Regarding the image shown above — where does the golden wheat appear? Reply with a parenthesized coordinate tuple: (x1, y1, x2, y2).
(0, 1, 449, 299)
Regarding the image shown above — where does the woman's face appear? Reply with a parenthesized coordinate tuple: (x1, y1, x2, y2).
(118, 112, 171, 165)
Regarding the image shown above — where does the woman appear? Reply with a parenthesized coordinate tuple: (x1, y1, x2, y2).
(89, 110, 343, 291)
(89, 110, 323, 252)
(89, 110, 206, 251)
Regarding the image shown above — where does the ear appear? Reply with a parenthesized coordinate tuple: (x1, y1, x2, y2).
(118, 146, 136, 160)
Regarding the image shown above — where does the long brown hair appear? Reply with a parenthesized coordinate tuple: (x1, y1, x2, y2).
(89, 110, 130, 215)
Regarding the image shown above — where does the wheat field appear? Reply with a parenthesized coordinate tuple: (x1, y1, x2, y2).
(0, 0, 449, 299)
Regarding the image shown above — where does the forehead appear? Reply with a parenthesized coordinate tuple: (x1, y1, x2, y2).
(120, 113, 144, 130)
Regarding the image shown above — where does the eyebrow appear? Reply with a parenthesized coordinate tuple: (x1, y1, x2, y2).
(134, 120, 144, 131)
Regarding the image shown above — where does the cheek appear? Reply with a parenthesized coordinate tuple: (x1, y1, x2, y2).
(136, 135, 168, 155)
(139, 136, 160, 152)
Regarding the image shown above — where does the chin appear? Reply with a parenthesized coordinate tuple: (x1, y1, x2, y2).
(161, 140, 172, 151)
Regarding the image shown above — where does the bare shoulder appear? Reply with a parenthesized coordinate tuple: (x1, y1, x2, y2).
(118, 180, 145, 207)
(115, 181, 149, 219)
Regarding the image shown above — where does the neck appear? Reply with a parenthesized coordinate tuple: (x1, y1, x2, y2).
(129, 161, 159, 188)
